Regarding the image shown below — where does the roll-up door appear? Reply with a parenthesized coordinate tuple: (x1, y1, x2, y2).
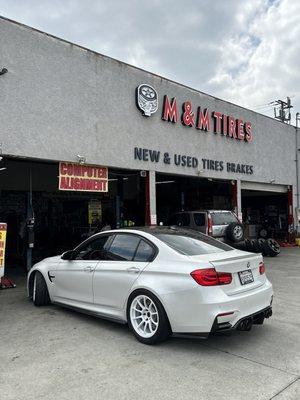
(241, 181, 288, 193)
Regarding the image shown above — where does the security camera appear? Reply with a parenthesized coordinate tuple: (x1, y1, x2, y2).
(76, 154, 86, 164)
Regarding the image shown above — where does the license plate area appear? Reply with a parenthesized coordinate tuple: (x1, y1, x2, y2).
(238, 269, 254, 285)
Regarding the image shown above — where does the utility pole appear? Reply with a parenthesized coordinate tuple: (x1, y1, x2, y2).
(273, 97, 293, 124)
(296, 113, 300, 234)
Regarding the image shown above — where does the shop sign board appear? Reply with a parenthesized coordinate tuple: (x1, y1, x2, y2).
(134, 147, 254, 175)
(136, 83, 253, 142)
(0, 223, 7, 279)
(88, 200, 102, 225)
(150, 214, 157, 225)
(59, 162, 108, 192)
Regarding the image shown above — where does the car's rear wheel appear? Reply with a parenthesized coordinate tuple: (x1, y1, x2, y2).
(127, 290, 170, 345)
(32, 271, 51, 306)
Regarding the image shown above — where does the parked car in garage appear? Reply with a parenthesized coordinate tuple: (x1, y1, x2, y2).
(28, 226, 273, 344)
(169, 210, 244, 243)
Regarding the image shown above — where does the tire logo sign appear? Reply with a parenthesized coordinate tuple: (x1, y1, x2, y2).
(136, 84, 158, 117)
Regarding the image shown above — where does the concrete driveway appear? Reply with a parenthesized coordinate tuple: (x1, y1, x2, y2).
(0, 248, 299, 400)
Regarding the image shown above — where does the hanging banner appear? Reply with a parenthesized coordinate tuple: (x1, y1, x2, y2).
(0, 223, 7, 279)
(59, 162, 108, 192)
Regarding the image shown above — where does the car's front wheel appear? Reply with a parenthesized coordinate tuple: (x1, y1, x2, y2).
(32, 271, 51, 306)
(127, 290, 170, 345)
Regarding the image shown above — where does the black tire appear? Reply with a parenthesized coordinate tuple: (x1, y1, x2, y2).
(32, 271, 51, 306)
(230, 240, 247, 251)
(257, 238, 268, 256)
(127, 289, 171, 345)
(251, 239, 262, 253)
(244, 239, 253, 252)
(263, 239, 281, 257)
(258, 228, 268, 238)
(247, 239, 257, 253)
(225, 222, 244, 243)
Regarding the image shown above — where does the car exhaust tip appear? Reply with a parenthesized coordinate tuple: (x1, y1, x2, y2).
(264, 309, 272, 318)
(237, 318, 253, 331)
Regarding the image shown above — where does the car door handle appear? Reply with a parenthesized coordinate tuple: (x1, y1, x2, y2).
(84, 266, 95, 272)
(126, 266, 140, 274)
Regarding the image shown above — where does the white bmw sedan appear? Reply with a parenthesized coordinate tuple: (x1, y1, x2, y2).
(27, 227, 273, 344)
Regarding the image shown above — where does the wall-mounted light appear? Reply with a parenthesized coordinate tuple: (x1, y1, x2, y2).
(0, 143, 6, 171)
(108, 178, 129, 182)
(156, 180, 175, 185)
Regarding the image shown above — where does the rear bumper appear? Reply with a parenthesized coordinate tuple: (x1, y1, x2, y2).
(210, 305, 273, 334)
(165, 279, 273, 334)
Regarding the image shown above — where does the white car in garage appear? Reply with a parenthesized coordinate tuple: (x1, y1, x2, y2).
(27, 227, 273, 344)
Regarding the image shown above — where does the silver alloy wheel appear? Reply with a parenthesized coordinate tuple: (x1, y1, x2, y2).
(269, 239, 280, 252)
(33, 273, 37, 302)
(130, 295, 159, 338)
(233, 225, 243, 239)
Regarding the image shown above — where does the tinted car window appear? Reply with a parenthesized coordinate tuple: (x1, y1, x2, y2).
(75, 235, 110, 260)
(134, 240, 154, 262)
(193, 213, 206, 226)
(107, 234, 140, 261)
(211, 212, 238, 225)
(155, 233, 231, 255)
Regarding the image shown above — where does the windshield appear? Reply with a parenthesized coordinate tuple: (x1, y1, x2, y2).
(155, 233, 232, 255)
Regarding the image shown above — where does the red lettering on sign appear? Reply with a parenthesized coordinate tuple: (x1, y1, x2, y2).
(228, 116, 236, 138)
(244, 122, 253, 142)
(236, 119, 245, 140)
(97, 168, 107, 178)
(162, 95, 178, 123)
(182, 101, 195, 127)
(60, 163, 68, 175)
(196, 107, 210, 131)
(212, 111, 222, 134)
(222, 114, 228, 135)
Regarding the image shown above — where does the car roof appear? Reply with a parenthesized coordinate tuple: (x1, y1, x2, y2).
(99, 226, 212, 239)
(173, 210, 234, 214)
(95, 226, 234, 251)
(98, 226, 194, 235)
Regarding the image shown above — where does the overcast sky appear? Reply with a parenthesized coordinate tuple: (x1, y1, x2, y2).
(1, 0, 299, 124)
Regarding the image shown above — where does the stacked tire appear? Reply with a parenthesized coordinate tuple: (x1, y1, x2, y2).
(224, 222, 281, 257)
(238, 238, 280, 257)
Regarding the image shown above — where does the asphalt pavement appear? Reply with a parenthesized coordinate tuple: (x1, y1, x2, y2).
(0, 248, 299, 400)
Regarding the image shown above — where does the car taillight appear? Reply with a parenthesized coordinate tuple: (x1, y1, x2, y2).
(259, 262, 265, 275)
(207, 215, 213, 236)
(190, 268, 232, 286)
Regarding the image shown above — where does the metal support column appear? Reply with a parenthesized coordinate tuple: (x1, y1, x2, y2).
(145, 171, 157, 226)
(232, 179, 242, 221)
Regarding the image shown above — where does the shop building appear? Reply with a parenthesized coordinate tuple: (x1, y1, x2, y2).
(0, 17, 299, 273)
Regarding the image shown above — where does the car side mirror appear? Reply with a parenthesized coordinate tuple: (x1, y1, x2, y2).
(61, 250, 75, 260)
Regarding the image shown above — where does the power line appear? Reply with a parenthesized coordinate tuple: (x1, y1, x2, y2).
(273, 97, 293, 124)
